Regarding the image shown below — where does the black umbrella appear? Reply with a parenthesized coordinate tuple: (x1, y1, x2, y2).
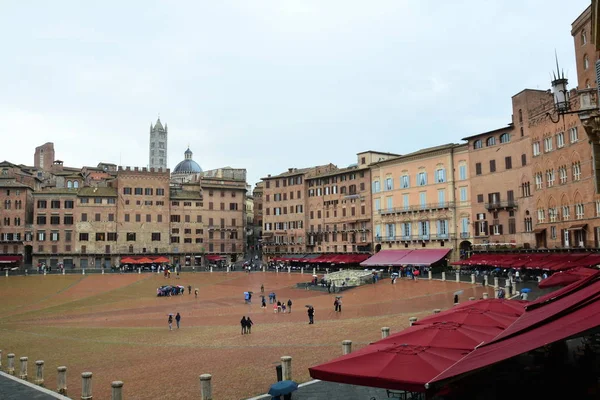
(305, 305, 313, 308)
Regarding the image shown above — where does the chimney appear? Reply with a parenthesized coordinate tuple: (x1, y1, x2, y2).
(288, 168, 293, 173)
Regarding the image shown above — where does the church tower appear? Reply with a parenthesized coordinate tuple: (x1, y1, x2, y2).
(149, 117, 168, 170)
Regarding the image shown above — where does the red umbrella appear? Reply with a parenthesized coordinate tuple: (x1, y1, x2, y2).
(120, 257, 135, 264)
(538, 267, 598, 289)
(415, 308, 519, 329)
(309, 343, 469, 392)
(377, 322, 503, 350)
(151, 256, 170, 263)
(452, 299, 526, 317)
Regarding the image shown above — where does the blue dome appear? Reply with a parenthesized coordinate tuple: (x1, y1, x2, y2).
(173, 159, 202, 174)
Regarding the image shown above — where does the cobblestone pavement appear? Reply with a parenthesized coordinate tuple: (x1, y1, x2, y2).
(0, 272, 490, 399)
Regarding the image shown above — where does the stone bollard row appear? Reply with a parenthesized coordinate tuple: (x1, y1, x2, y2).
(57, 366, 68, 395)
(381, 327, 390, 338)
(409, 317, 418, 326)
(342, 340, 352, 355)
(35, 360, 44, 386)
(81, 372, 93, 400)
(281, 356, 292, 381)
(7, 353, 15, 375)
(200, 374, 212, 400)
(19, 357, 28, 380)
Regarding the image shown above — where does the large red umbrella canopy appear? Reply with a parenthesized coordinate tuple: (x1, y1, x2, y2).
(538, 267, 598, 289)
(309, 343, 469, 392)
(152, 256, 170, 263)
(136, 257, 154, 264)
(415, 307, 519, 329)
(377, 322, 503, 350)
(120, 257, 135, 264)
(452, 299, 526, 317)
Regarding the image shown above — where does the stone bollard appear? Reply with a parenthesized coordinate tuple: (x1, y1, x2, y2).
(82, 269, 85, 275)
(469, 297, 475, 301)
(5, 270, 8, 277)
(484, 275, 489, 286)
(101, 269, 105, 275)
(210, 266, 213, 273)
(301, 267, 304, 274)
(428, 270, 432, 280)
(287, 266, 291, 274)
(281, 356, 292, 381)
(433, 309, 441, 314)
(455, 272, 460, 282)
(57, 366, 67, 395)
(342, 340, 352, 355)
(44, 271, 47, 276)
(512, 281, 517, 296)
(262, 265, 266, 272)
(505, 285, 511, 297)
(227, 266, 230, 273)
(138, 268, 141, 274)
(111, 381, 124, 400)
(494, 277, 499, 288)
(7, 353, 15, 375)
(441, 271, 446, 281)
(25, 269, 28, 276)
(313, 267, 316, 275)
(470, 274, 475, 284)
(483, 292, 489, 299)
(81, 372, 93, 400)
(409, 317, 418, 326)
(19, 357, 28, 380)
(62, 269, 65, 275)
(537, 276, 542, 283)
(381, 327, 390, 338)
(35, 360, 44, 386)
(199, 374, 212, 400)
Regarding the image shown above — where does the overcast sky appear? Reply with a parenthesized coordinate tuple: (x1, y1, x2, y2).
(0, 0, 591, 186)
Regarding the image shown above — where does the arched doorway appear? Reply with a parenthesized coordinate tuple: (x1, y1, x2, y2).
(24, 245, 33, 265)
(459, 241, 472, 259)
(375, 243, 382, 253)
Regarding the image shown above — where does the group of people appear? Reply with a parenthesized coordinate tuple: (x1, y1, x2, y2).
(240, 316, 254, 334)
(270, 299, 293, 313)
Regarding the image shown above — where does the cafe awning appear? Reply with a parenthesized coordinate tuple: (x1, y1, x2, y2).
(360, 250, 412, 267)
(0, 255, 22, 263)
(394, 249, 451, 266)
(206, 255, 223, 261)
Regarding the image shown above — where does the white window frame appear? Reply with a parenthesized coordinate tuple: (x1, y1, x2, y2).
(576, 203, 585, 219)
(533, 142, 540, 156)
(559, 167, 567, 184)
(384, 177, 393, 191)
(557, 132, 565, 148)
(435, 169, 446, 183)
(570, 127, 579, 143)
(544, 137, 553, 152)
(537, 208, 546, 223)
(400, 175, 409, 189)
(417, 172, 427, 186)
(546, 170, 555, 187)
(535, 173, 543, 189)
(573, 162, 581, 181)
(373, 180, 381, 193)
(562, 206, 570, 221)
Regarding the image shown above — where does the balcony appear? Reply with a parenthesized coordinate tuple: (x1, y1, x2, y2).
(484, 201, 517, 210)
(459, 232, 470, 239)
(376, 234, 454, 242)
(379, 202, 455, 216)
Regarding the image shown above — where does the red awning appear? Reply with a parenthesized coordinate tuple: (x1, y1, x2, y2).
(452, 299, 527, 317)
(538, 267, 598, 289)
(360, 250, 412, 267)
(414, 307, 519, 330)
(151, 256, 170, 263)
(120, 257, 135, 264)
(310, 343, 470, 393)
(136, 257, 154, 264)
(394, 249, 451, 266)
(0, 255, 22, 263)
(206, 255, 223, 261)
(427, 274, 600, 387)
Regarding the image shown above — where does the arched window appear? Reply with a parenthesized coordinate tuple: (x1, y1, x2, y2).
(518, 109, 523, 123)
(582, 30, 587, 45)
(474, 140, 483, 149)
(500, 133, 510, 143)
(67, 181, 73, 188)
(584, 54, 589, 70)
(486, 137, 496, 146)
(586, 79, 591, 89)
(73, 181, 79, 188)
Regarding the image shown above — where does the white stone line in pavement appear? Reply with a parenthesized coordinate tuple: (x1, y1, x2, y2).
(0, 371, 71, 400)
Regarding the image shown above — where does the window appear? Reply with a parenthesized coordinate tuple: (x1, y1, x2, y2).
(544, 137, 553, 152)
(81, 213, 88, 222)
(546, 170, 555, 187)
(477, 194, 484, 203)
(459, 165, 467, 180)
(489, 160, 496, 173)
(562, 206, 570, 221)
(94, 198, 102, 204)
(521, 154, 527, 166)
(559, 166, 568, 184)
(505, 156, 512, 170)
(96, 233, 105, 241)
(123, 188, 132, 195)
(461, 217, 469, 236)
(508, 218, 516, 234)
(152, 233, 161, 241)
(475, 163, 482, 175)
(372, 180, 381, 193)
(570, 127, 578, 143)
(417, 172, 427, 186)
(135, 214, 141, 222)
(127, 232, 136, 241)
(134, 188, 143, 195)
(435, 168, 446, 183)
(486, 137, 496, 146)
(386, 196, 393, 211)
(533, 142, 540, 156)
(575, 203, 585, 219)
(437, 189, 445, 206)
(50, 231, 59, 241)
(524, 217, 533, 232)
(474, 140, 483, 149)
(419, 192, 427, 208)
(144, 188, 153, 195)
(573, 162, 581, 181)
(48, 215, 59, 224)
(400, 175, 410, 188)
(584, 54, 589, 70)
(79, 233, 89, 241)
(37, 200, 47, 209)
(535, 172, 543, 190)
(384, 177, 393, 191)
(51, 200, 60, 209)
(582, 30, 587, 45)
(459, 187, 468, 202)
(557, 132, 565, 148)
(36, 215, 46, 225)
(549, 208, 558, 223)
(146, 214, 151, 222)
(156, 188, 165, 196)
(124, 214, 130, 222)
(80, 198, 89, 204)
(108, 213, 114, 222)
(537, 208, 546, 223)
(499, 133, 510, 143)
(171, 215, 181, 223)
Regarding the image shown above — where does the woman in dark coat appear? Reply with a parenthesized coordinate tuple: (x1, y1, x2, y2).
(246, 316, 254, 334)
(241, 316, 247, 334)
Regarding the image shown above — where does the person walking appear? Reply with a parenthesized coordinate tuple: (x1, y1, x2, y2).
(246, 316, 254, 334)
(337, 298, 342, 312)
(175, 312, 181, 329)
(188, 285, 192, 295)
(168, 314, 173, 331)
(240, 316, 247, 334)
(287, 299, 292, 313)
(194, 288, 199, 299)
(261, 284, 264, 294)
(307, 306, 315, 324)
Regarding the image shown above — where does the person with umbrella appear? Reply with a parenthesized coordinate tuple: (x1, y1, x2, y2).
(306, 305, 315, 324)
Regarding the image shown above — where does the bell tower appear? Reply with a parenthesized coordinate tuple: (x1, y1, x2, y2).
(149, 117, 168, 170)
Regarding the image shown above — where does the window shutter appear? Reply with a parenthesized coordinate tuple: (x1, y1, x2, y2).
(441, 169, 446, 182)
(418, 222, 422, 236)
(408, 223, 412, 237)
(499, 224, 503, 235)
(426, 221, 430, 236)
(436, 220, 441, 236)
(483, 221, 488, 235)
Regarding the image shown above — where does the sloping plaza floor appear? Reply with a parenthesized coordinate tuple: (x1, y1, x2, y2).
(0, 272, 488, 399)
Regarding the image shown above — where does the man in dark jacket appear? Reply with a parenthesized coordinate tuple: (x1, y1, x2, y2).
(307, 307, 315, 324)
(287, 299, 292, 313)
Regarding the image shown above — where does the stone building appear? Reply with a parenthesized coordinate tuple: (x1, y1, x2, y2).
(252, 182, 264, 249)
(370, 144, 470, 262)
(171, 148, 202, 183)
(149, 118, 168, 170)
(0, 173, 34, 266)
(34, 142, 55, 171)
(169, 184, 204, 267)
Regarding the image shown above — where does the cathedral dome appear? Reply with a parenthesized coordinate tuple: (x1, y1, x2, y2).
(173, 148, 202, 174)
